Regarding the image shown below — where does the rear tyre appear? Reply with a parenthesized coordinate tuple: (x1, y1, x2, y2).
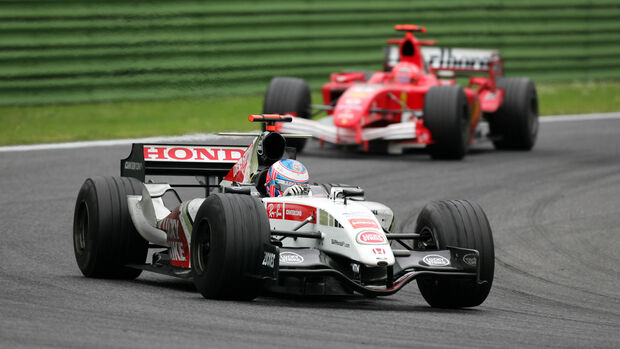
(486, 77, 538, 150)
(73, 176, 147, 279)
(263, 77, 311, 152)
(423, 86, 470, 160)
(415, 200, 494, 308)
(191, 194, 271, 300)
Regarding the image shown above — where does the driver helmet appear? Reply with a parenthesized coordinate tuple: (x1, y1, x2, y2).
(265, 159, 309, 197)
(392, 61, 420, 84)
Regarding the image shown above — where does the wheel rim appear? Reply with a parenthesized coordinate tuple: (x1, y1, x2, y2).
(415, 226, 439, 251)
(74, 202, 88, 255)
(194, 220, 211, 274)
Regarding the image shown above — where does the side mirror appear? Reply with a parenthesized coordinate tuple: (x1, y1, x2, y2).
(330, 186, 365, 204)
(341, 188, 365, 197)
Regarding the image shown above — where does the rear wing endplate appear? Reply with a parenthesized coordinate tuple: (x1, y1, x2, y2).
(121, 143, 249, 182)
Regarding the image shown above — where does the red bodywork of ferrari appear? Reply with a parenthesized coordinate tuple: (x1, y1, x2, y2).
(273, 24, 509, 154)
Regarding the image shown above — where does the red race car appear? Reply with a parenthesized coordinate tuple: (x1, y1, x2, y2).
(263, 24, 538, 159)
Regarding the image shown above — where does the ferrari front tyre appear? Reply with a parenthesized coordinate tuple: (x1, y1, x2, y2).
(73, 176, 148, 279)
(190, 193, 271, 301)
(415, 200, 494, 308)
(263, 77, 311, 152)
(487, 77, 539, 150)
(423, 85, 471, 160)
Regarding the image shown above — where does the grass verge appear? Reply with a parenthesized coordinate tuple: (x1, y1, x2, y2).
(0, 80, 618, 146)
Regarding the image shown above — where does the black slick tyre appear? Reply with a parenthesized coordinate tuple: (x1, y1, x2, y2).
(487, 77, 539, 150)
(263, 77, 311, 152)
(423, 85, 470, 160)
(73, 176, 147, 279)
(414, 200, 494, 308)
(190, 194, 271, 301)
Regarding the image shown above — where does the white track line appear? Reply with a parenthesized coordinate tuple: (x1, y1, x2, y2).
(538, 112, 620, 123)
(1, 112, 619, 153)
(0, 134, 219, 152)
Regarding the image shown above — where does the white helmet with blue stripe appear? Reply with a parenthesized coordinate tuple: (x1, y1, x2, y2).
(265, 159, 309, 197)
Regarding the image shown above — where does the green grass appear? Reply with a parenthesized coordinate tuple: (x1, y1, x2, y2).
(0, 80, 618, 146)
(0, 96, 263, 146)
(537, 81, 620, 115)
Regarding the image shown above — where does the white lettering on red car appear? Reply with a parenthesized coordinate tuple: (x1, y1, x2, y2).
(348, 218, 380, 229)
(283, 204, 316, 222)
(356, 230, 387, 245)
(158, 207, 190, 268)
(143, 145, 246, 163)
(267, 203, 283, 219)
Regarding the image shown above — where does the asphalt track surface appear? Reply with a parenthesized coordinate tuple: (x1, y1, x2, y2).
(1, 116, 619, 348)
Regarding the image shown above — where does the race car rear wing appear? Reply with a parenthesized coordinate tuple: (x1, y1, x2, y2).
(121, 143, 249, 182)
(421, 47, 503, 74)
(384, 45, 503, 75)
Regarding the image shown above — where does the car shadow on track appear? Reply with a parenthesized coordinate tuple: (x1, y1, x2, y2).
(71, 275, 484, 314)
(132, 277, 197, 293)
(65, 274, 198, 293)
(250, 294, 483, 315)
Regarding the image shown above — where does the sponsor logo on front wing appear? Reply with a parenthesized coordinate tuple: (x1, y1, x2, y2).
(356, 230, 387, 245)
(422, 254, 450, 267)
(279, 251, 304, 264)
(463, 253, 478, 266)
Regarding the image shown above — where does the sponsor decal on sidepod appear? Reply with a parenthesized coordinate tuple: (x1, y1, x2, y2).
(422, 254, 450, 267)
(463, 253, 478, 266)
(266, 203, 283, 219)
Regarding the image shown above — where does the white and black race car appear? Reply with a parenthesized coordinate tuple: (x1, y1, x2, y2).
(73, 115, 494, 308)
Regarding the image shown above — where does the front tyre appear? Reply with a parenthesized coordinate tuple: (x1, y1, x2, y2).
(487, 77, 539, 150)
(191, 194, 271, 301)
(423, 85, 471, 160)
(415, 200, 494, 308)
(263, 77, 311, 152)
(73, 176, 147, 279)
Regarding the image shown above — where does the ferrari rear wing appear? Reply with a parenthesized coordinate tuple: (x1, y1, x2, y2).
(421, 47, 503, 74)
(384, 45, 503, 75)
(121, 143, 249, 182)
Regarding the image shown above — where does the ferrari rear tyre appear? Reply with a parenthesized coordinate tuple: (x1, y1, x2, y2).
(423, 85, 471, 160)
(263, 77, 311, 152)
(73, 176, 148, 279)
(191, 194, 271, 301)
(487, 77, 539, 150)
(415, 200, 494, 308)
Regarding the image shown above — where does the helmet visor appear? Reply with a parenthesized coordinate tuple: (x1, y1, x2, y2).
(273, 179, 309, 194)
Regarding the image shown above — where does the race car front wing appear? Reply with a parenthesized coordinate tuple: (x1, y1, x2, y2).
(272, 246, 482, 297)
(277, 116, 420, 145)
